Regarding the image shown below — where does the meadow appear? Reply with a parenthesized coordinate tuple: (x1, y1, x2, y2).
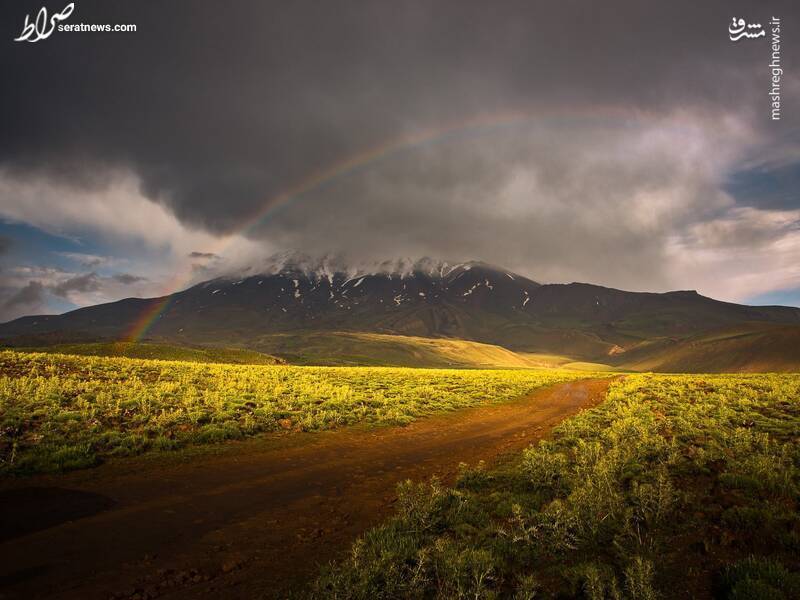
(0, 350, 586, 474)
(315, 373, 800, 599)
(14, 341, 284, 365)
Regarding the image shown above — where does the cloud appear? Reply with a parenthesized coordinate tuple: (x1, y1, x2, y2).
(0, 0, 798, 311)
(3, 281, 45, 310)
(56, 252, 115, 268)
(678, 207, 800, 250)
(1, 280, 48, 321)
(1, 0, 797, 232)
(0, 171, 226, 256)
(665, 206, 800, 302)
(248, 111, 754, 292)
(42, 270, 151, 301)
(0, 169, 265, 298)
(50, 272, 101, 298)
(111, 273, 147, 285)
(0, 265, 155, 322)
(0, 236, 11, 255)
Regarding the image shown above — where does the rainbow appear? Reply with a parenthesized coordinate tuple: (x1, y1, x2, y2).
(124, 106, 644, 342)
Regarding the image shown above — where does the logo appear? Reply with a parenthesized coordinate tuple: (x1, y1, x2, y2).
(14, 2, 75, 43)
(13, 3, 136, 42)
(728, 17, 783, 121)
(728, 17, 765, 42)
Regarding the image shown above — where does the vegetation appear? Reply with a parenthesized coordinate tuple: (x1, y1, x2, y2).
(0, 350, 587, 474)
(10, 335, 618, 370)
(615, 323, 800, 373)
(11, 341, 283, 365)
(315, 373, 800, 599)
(249, 331, 609, 369)
(9, 322, 800, 373)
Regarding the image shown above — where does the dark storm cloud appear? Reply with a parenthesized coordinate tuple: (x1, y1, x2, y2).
(1, 0, 799, 300)
(0, 235, 11, 255)
(2, 0, 797, 232)
(250, 119, 740, 287)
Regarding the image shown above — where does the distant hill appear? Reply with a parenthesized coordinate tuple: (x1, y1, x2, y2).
(1, 254, 798, 371)
(248, 331, 600, 369)
(614, 323, 800, 373)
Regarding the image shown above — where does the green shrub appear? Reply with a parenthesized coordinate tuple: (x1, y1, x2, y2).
(0, 350, 586, 474)
(624, 557, 658, 600)
(721, 557, 800, 599)
(315, 373, 800, 597)
(521, 441, 569, 491)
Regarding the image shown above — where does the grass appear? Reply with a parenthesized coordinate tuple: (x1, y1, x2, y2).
(614, 323, 800, 373)
(562, 361, 620, 372)
(10, 341, 283, 365)
(315, 373, 800, 599)
(250, 331, 576, 368)
(14, 333, 612, 370)
(0, 350, 590, 475)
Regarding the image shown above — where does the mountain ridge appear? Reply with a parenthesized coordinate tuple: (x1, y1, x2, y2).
(2, 256, 798, 371)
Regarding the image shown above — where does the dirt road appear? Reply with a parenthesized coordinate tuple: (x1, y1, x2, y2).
(0, 378, 611, 599)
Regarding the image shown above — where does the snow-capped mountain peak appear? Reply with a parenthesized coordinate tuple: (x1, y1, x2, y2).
(242, 252, 514, 282)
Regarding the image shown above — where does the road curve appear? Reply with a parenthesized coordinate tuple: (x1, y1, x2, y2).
(0, 378, 612, 599)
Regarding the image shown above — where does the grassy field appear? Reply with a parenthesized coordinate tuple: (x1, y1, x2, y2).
(0, 350, 589, 475)
(8, 336, 618, 370)
(14, 324, 799, 373)
(249, 331, 605, 369)
(316, 373, 800, 599)
(10, 342, 284, 365)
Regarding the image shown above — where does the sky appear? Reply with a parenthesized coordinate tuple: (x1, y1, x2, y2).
(1, 0, 799, 321)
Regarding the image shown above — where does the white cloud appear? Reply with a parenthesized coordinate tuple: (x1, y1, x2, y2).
(55, 252, 122, 268)
(666, 207, 800, 302)
(0, 169, 267, 317)
(0, 170, 222, 256)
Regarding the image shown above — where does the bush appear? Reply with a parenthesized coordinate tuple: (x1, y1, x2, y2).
(721, 557, 800, 599)
(315, 373, 800, 597)
(0, 350, 585, 474)
(521, 441, 568, 491)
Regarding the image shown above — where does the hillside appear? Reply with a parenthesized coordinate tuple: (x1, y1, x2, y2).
(9, 335, 596, 370)
(249, 331, 577, 368)
(11, 342, 283, 366)
(615, 323, 800, 373)
(1, 255, 798, 370)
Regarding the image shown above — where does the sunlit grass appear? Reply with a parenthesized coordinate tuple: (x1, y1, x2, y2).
(316, 373, 800, 598)
(0, 350, 589, 474)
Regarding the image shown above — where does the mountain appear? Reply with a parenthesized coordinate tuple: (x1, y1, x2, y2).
(2, 254, 799, 371)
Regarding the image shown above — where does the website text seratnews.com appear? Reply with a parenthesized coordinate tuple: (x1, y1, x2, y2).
(59, 23, 136, 33)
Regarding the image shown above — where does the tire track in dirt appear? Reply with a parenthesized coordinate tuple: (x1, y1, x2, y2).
(0, 378, 612, 599)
